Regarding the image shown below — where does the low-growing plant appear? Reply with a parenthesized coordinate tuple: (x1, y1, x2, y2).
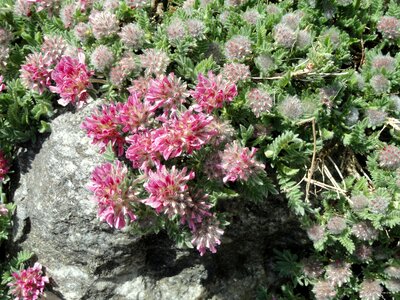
(1, 0, 400, 298)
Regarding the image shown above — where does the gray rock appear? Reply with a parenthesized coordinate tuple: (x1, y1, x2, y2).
(11, 101, 303, 299)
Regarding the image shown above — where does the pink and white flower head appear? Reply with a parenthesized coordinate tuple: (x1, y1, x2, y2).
(126, 131, 160, 171)
(224, 35, 252, 61)
(60, 3, 76, 28)
(0, 75, 6, 92)
(50, 53, 93, 108)
(78, 0, 94, 11)
(74, 22, 90, 42)
(191, 215, 224, 256)
(152, 110, 217, 160)
(27, 0, 59, 13)
(143, 165, 195, 215)
(89, 161, 137, 229)
(109, 54, 137, 86)
(117, 92, 153, 134)
(81, 102, 125, 156)
(191, 71, 237, 113)
(128, 76, 150, 98)
(145, 73, 189, 112)
(219, 141, 265, 183)
(208, 117, 235, 145)
(119, 23, 145, 50)
(220, 62, 250, 84)
(126, 0, 150, 9)
(89, 11, 119, 40)
(0, 150, 9, 182)
(140, 48, 170, 77)
(20, 52, 53, 94)
(8, 262, 49, 300)
(0, 204, 8, 216)
(247, 88, 273, 117)
(41, 35, 68, 65)
(14, 0, 33, 17)
(90, 45, 114, 72)
(180, 190, 212, 231)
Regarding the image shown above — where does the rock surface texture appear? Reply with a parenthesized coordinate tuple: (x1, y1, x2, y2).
(11, 101, 304, 300)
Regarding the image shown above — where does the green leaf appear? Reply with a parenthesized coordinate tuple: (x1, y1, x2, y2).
(193, 57, 218, 77)
(38, 120, 51, 133)
(337, 235, 355, 254)
(103, 143, 116, 162)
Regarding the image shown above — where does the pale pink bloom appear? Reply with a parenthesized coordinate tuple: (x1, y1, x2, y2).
(191, 216, 224, 256)
(126, 131, 160, 171)
(109, 53, 137, 86)
(143, 165, 195, 215)
(116, 92, 153, 134)
(89, 11, 119, 40)
(119, 53, 137, 74)
(224, 35, 252, 60)
(27, 0, 58, 13)
(140, 48, 170, 76)
(78, 0, 94, 11)
(41, 35, 68, 65)
(204, 152, 224, 180)
(14, 0, 33, 17)
(152, 110, 217, 160)
(191, 71, 237, 113)
(166, 19, 187, 42)
(89, 161, 137, 229)
(0, 28, 12, 45)
(20, 52, 53, 94)
(208, 118, 235, 146)
(74, 22, 90, 42)
(0, 75, 6, 92)
(90, 45, 114, 72)
(109, 65, 126, 87)
(219, 141, 265, 183)
(246, 88, 273, 117)
(377, 16, 400, 40)
(50, 54, 93, 107)
(128, 76, 150, 98)
(0, 204, 8, 216)
(186, 19, 205, 39)
(103, 0, 119, 10)
(220, 62, 250, 84)
(0, 150, 9, 182)
(126, 0, 150, 9)
(119, 23, 145, 50)
(81, 102, 125, 156)
(60, 3, 76, 28)
(8, 263, 49, 300)
(145, 73, 189, 112)
(326, 260, 352, 287)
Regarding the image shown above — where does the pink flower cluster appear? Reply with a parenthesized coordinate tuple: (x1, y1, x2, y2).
(84, 72, 237, 255)
(89, 161, 137, 229)
(191, 71, 238, 113)
(152, 110, 217, 160)
(82, 72, 224, 164)
(8, 263, 49, 300)
(218, 141, 265, 183)
(0, 204, 8, 216)
(20, 52, 52, 94)
(50, 54, 93, 107)
(0, 75, 6, 92)
(143, 166, 194, 215)
(19, 35, 94, 107)
(0, 150, 9, 182)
